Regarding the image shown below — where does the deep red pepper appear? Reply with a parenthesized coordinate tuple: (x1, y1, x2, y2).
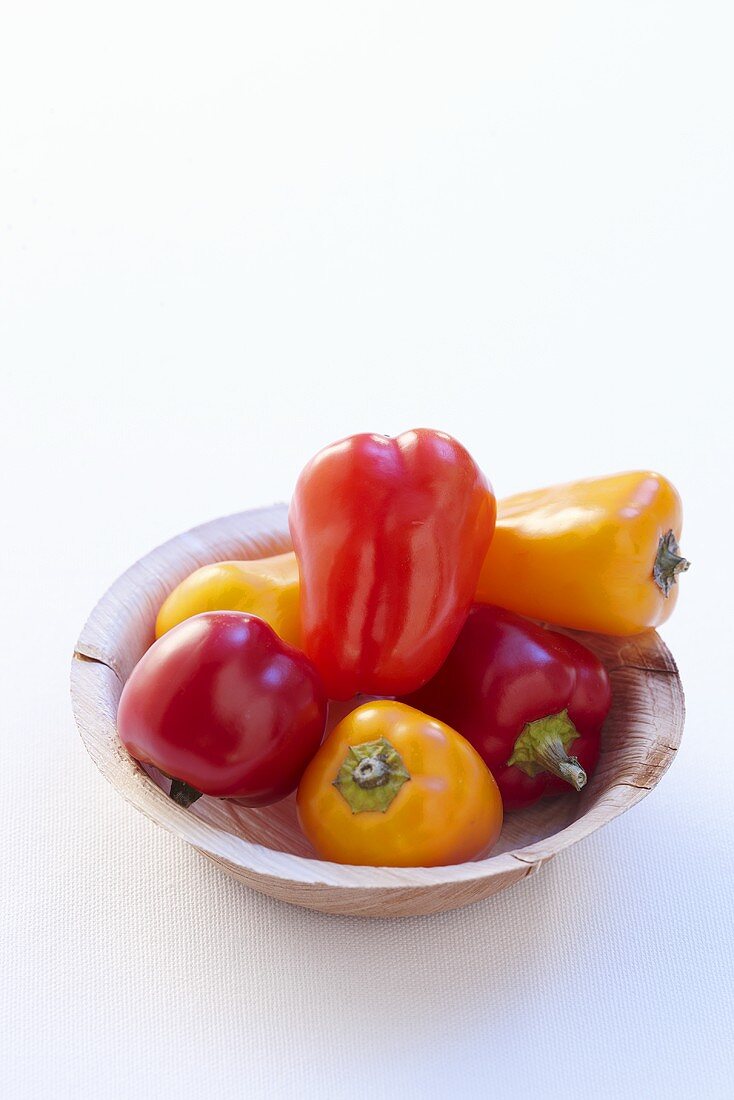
(403, 604, 611, 810)
(117, 611, 327, 805)
(289, 429, 495, 699)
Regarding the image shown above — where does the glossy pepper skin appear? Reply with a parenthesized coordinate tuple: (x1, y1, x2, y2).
(117, 611, 326, 805)
(289, 429, 495, 699)
(476, 471, 689, 635)
(155, 553, 301, 649)
(403, 605, 611, 811)
(297, 701, 503, 867)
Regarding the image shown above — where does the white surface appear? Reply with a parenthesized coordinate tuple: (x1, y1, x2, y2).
(2, 3, 733, 1097)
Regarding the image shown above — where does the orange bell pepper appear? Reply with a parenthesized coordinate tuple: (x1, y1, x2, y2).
(475, 471, 689, 635)
(297, 700, 503, 867)
(155, 553, 301, 649)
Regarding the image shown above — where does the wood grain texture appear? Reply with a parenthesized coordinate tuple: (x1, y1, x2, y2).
(71, 504, 685, 917)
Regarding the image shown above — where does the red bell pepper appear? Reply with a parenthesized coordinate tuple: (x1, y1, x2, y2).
(117, 611, 327, 806)
(289, 429, 495, 699)
(403, 604, 611, 810)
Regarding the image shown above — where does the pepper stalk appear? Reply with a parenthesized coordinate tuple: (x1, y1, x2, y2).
(507, 709, 587, 791)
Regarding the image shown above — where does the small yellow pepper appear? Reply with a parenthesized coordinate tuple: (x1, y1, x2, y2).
(155, 553, 301, 649)
(475, 470, 689, 635)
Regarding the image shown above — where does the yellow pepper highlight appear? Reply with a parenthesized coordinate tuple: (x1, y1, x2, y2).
(475, 470, 689, 635)
(155, 553, 301, 649)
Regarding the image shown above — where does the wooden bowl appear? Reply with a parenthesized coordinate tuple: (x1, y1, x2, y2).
(71, 505, 685, 918)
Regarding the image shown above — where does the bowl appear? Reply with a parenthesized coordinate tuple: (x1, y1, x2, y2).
(71, 504, 685, 917)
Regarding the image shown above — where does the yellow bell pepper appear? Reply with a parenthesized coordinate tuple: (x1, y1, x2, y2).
(475, 470, 689, 635)
(155, 553, 301, 649)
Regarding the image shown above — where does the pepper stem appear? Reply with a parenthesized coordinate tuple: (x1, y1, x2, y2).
(653, 529, 690, 597)
(507, 709, 588, 792)
(352, 756, 391, 789)
(169, 779, 203, 808)
(333, 738, 410, 813)
(534, 739, 587, 791)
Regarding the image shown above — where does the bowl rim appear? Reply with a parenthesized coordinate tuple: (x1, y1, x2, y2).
(71, 504, 685, 892)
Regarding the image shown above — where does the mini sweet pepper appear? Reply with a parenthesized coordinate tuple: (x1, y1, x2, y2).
(475, 470, 689, 635)
(289, 429, 495, 698)
(155, 552, 301, 649)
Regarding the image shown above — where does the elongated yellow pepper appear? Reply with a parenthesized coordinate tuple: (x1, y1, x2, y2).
(155, 553, 301, 649)
(475, 470, 689, 635)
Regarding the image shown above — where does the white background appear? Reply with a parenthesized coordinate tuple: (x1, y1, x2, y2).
(2, 3, 733, 1097)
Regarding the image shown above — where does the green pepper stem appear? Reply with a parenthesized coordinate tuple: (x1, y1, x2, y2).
(653, 530, 690, 597)
(535, 740, 587, 791)
(352, 756, 391, 789)
(507, 709, 588, 791)
(333, 738, 411, 813)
